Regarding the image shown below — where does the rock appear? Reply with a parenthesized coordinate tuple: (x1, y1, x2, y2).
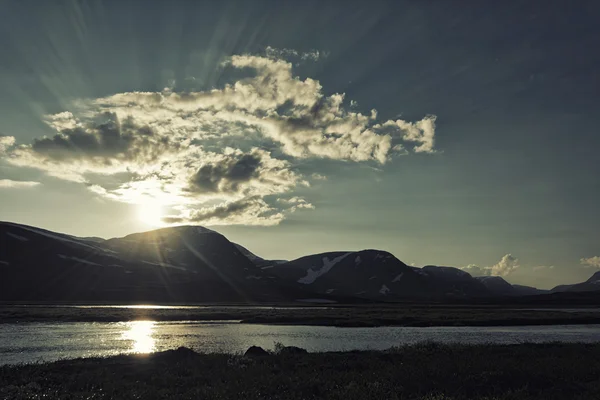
(152, 346, 197, 360)
(244, 346, 269, 357)
(279, 346, 308, 355)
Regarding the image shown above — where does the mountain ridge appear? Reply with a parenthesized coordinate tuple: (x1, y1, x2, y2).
(1, 221, 597, 303)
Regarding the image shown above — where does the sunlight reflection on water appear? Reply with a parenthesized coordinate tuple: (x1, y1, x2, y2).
(2, 322, 600, 365)
(122, 321, 156, 353)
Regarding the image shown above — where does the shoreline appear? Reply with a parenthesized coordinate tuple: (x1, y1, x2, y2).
(3, 343, 600, 399)
(3, 304, 600, 327)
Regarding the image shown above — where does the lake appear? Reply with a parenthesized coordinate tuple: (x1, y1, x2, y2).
(2, 321, 600, 365)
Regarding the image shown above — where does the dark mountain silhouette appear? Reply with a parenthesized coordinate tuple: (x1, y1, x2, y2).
(271, 250, 427, 299)
(551, 271, 600, 293)
(0, 222, 301, 303)
(1, 221, 594, 303)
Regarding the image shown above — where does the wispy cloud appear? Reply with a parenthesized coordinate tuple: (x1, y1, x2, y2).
(3, 51, 438, 225)
(265, 46, 329, 62)
(0, 179, 40, 188)
(532, 265, 555, 271)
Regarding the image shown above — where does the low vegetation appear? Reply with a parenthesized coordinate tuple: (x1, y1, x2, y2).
(2, 304, 600, 327)
(2, 343, 600, 399)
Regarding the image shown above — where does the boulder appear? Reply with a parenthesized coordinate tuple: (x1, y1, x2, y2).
(244, 346, 269, 357)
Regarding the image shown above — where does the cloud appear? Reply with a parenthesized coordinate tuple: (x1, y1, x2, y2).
(0, 136, 16, 154)
(7, 113, 183, 182)
(0, 179, 40, 188)
(3, 51, 437, 226)
(581, 256, 600, 269)
(373, 115, 437, 154)
(490, 254, 520, 276)
(460, 264, 490, 277)
(163, 197, 282, 226)
(532, 265, 555, 271)
(461, 254, 520, 277)
(265, 46, 328, 62)
(186, 148, 301, 197)
(278, 196, 315, 212)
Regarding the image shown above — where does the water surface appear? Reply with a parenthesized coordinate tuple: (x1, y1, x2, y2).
(2, 321, 600, 365)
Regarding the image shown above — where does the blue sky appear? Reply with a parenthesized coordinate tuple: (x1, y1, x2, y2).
(0, 1, 599, 288)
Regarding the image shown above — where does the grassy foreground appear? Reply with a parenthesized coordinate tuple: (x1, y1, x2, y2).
(2, 305, 600, 327)
(2, 343, 600, 399)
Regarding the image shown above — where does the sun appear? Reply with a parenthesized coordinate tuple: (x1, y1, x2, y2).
(137, 201, 164, 226)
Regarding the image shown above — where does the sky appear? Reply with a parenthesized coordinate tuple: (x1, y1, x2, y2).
(0, 0, 599, 289)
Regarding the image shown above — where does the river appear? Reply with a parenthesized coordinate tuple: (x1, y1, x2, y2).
(2, 321, 600, 365)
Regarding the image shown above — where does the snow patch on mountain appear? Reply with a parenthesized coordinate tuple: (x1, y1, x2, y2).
(369, 276, 377, 280)
(0, 260, 9, 266)
(392, 273, 404, 282)
(6, 232, 29, 242)
(56, 254, 102, 266)
(379, 284, 390, 295)
(297, 252, 352, 284)
(141, 260, 186, 271)
(71, 257, 102, 266)
(355, 256, 362, 265)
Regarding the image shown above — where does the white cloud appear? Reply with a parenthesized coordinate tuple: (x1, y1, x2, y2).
(0, 179, 40, 188)
(278, 196, 315, 212)
(581, 256, 600, 269)
(460, 264, 489, 277)
(3, 51, 438, 226)
(490, 254, 520, 276)
(461, 254, 520, 277)
(0, 136, 16, 154)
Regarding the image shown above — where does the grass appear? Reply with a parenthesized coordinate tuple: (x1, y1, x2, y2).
(2, 304, 600, 327)
(2, 343, 600, 399)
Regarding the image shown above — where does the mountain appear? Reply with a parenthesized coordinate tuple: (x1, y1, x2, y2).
(512, 284, 549, 296)
(473, 276, 550, 297)
(270, 255, 490, 299)
(0, 222, 297, 303)
(1, 221, 558, 303)
(475, 276, 515, 295)
(416, 266, 490, 297)
(551, 271, 600, 293)
(270, 250, 428, 299)
(233, 243, 287, 269)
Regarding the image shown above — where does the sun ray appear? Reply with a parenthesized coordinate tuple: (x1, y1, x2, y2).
(137, 201, 164, 227)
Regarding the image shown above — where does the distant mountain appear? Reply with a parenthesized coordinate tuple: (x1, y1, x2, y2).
(270, 250, 429, 299)
(417, 266, 489, 297)
(0, 222, 298, 303)
(1, 221, 564, 303)
(551, 271, 600, 293)
(474, 276, 551, 296)
(269, 250, 429, 300)
(233, 243, 287, 269)
(512, 284, 549, 296)
(475, 276, 515, 296)
(270, 255, 490, 300)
